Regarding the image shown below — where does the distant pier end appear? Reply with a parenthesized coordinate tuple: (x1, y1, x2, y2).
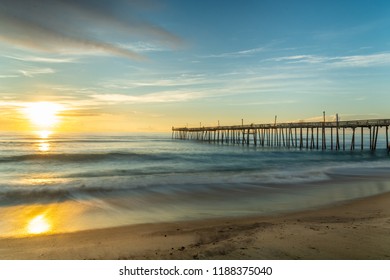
(172, 118, 390, 151)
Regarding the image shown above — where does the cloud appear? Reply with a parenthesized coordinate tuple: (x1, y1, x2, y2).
(19, 67, 55, 77)
(0, 100, 26, 107)
(203, 47, 265, 58)
(90, 90, 203, 104)
(227, 100, 297, 106)
(269, 55, 328, 64)
(101, 73, 208, 89)
(119, 42, 169, 53)
(59, 110, 101, 117)
(299, 113, 381, 123)
(4, 54, 76, 63)
(0, 0, 181, 59)
(0, 74, 19, 78)
(331, 53, 390, 67)
(268, 52, 390, 67)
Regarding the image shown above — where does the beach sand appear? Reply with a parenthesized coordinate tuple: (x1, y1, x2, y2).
(1, 192, 390, 260)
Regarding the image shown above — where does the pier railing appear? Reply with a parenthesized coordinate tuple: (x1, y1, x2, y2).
(172, 118, 390, 151)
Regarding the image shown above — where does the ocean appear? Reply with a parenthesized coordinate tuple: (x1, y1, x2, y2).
(0, 132, 390, 237)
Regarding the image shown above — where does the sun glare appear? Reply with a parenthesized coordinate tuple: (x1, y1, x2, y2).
(38, 141, 51, 152)
(27, 214, 51, 235)
(38, 130, 52, 139)
(23, 102, 63, 129)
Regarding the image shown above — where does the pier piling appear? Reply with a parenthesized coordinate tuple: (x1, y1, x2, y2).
(172, 118, 390, 152)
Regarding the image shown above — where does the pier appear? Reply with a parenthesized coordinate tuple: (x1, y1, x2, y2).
(172, 118, 390, 151)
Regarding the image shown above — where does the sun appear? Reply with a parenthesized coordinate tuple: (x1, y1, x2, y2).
(23, 102, 63, 131)
(27, 214, 51, 235)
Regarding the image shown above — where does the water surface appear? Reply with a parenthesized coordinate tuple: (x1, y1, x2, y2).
(0, 132, 389, 237)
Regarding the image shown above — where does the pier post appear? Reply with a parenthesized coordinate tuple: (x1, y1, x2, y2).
(331, 127, 333, 150)
(294, 127, 298, 148)
(254, 129, 257, 146)
(343, 128, 345, 150)
(374, 126, 379, 150)
(369, 126, 372, 150)
(306, 128, 309, 149)
(300, 127, 303, 149)
(336, 114, 340, 150)
(322, 111, 326, 150)
(310, 127, 314, 149)
(173, 118, 390, 153)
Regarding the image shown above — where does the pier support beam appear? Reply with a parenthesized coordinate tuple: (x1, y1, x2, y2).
(351, 128, 356, 150)
(172, 118, 390, 153)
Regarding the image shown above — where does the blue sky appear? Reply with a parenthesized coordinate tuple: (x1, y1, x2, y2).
(1, 0, 390, 132)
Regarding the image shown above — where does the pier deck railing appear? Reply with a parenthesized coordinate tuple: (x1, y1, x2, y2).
(172, 118, 390, 151)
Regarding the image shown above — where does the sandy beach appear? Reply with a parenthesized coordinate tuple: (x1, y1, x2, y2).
(0, 191, 389, 260)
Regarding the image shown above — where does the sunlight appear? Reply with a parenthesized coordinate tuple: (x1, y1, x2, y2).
(38, 130, 52, 139)
(38, 141, 50, 152)
(27, 214, 51, 235)
(23, 102, 63, 129)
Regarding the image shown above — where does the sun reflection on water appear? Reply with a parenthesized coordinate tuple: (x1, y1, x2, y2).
(38, 141, 51, 152)
(35, 130, 52, 152)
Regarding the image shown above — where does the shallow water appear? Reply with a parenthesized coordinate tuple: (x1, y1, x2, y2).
(0, 132, 389, 237)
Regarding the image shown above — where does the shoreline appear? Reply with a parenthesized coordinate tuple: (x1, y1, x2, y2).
(1, 192, 390, 260)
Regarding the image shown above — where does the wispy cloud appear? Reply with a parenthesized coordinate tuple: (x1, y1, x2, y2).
(59, 109, 102, 117)
(299, 113, 381, 123)
(119, 42, 169, 53)
(0, 74, 19, 78)
(331, 53, 390, 67)
(101, 73, 208, 89)
(227, 100, 297, 106)
(269, 55, 328, 64)
(94, 69, 320, 106)
(19, 67, 55, 77)
(268, 52, 390, 67)
(0, 0, 182, 60)
(203, 47, 264, 58)
(4, 54, 76, 63)
(90, 90, 204, 104)
(0, 100, 26, 107)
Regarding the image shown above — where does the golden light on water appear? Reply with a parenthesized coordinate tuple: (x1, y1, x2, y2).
(27, 214, 51, 235)
(38, 141, 51, 152)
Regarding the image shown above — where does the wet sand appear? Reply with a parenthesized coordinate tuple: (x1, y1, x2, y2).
(1, 192, 389, 260)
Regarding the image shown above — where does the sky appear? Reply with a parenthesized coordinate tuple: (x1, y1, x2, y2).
(1, 0, 390, 133)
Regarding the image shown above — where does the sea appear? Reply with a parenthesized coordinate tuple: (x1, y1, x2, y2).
(0, 132, 389, 237)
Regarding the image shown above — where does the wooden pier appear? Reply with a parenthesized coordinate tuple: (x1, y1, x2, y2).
(172, 118, 390, 151)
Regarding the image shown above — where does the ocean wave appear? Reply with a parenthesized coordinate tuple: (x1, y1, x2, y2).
(0, 152, 173, 163)
(0, 168, 332, 202)
(325, 166, 390, 178)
